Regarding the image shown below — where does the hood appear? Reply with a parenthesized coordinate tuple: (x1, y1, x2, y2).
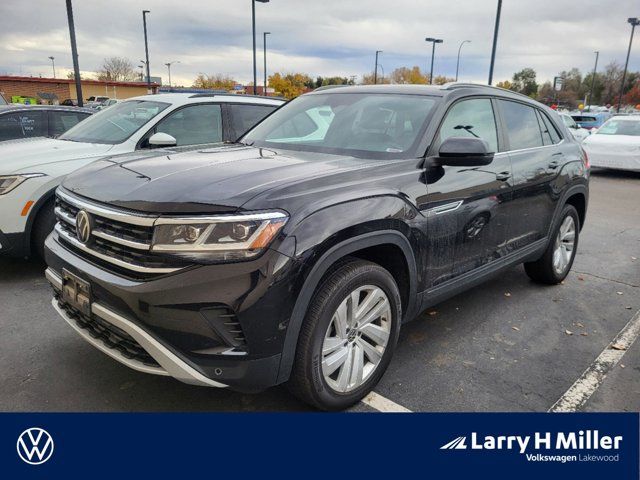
(0, 137, 115, 174)
(584, 133, 640, 151)
(62, 144, 391, 214)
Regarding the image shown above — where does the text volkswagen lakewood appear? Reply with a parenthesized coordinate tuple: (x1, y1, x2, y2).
(45, 84, 589, 410)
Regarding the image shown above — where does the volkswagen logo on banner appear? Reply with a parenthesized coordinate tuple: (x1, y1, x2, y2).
(16, 428, 54, 465)
(75, 210, 92, 244)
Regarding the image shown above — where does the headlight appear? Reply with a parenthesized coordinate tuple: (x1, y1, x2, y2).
(0, 174, 45, 195)
(151, 211, 288, 262)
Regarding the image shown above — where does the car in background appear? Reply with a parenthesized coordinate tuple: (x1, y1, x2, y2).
(582, 115, 640, 171)
(0, 105, 93, 142)
(87, 96, 110, 103)
(571, 111, 610, 130)
(95, 99, 120, 110)
(561, 113, 590, 142)
(0, 93, 283, 259)
(60, 99, 79, 106)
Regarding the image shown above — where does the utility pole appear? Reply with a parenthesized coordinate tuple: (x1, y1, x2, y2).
(587, 51, 599, 111)
(455, 40, 471, 82)
(488, 0, 503, 85)
(374, 50, 382, 84)
(65, 0, 83, 106)
(143, 10, 151, 93)
(48, 56, 56, 78)
(252, 0, 269, 95)
(617, 17, 640, 113)
(425, 38, 443, 85)
(263, 31, 270, 96)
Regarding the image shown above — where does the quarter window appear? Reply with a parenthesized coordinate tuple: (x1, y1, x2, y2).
(499, 100, 544, 150)
(536, 110, 561, 145)
(228, 104, 277, 139)
(438, 98, 498, 152)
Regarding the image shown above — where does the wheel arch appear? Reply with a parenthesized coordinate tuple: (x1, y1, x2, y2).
(276, 230, 418, 384)
(24, 187, 57, 256)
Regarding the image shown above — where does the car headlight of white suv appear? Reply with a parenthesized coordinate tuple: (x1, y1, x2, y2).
(0, 174, 46, 195)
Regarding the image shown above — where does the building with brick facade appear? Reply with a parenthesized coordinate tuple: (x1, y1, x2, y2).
(0, 76, 160, 104)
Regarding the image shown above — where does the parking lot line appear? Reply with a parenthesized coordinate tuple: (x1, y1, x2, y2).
(361, 392, 413, 412)
(549, 309, 640, 413)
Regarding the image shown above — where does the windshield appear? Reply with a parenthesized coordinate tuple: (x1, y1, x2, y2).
(59, 100, 169, 144)
(596, 119, 640, 136)
(242, 93, 437, 158)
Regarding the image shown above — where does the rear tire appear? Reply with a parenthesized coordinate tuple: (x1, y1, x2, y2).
(524, 204, 579, 285)
(287, 259, 401, 411)
(31, 200, 56, 260)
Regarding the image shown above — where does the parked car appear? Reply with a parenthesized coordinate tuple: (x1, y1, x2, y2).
(561, 113, 590, 142)
(95, 99, 120, 110)
(570, 112, 610, 130)
(44, 84, 589, 410)
(60, 99, 79, 106)
(0, 93, 283, 259)
(87, 96, 110, 103)
(0, 105, 93, 142)
(582, 115, 640, 171)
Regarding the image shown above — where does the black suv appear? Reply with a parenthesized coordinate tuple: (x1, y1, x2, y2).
(45, 84, 589, 410)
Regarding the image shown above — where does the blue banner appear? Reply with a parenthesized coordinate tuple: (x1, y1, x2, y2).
(1, 413, 637, 478)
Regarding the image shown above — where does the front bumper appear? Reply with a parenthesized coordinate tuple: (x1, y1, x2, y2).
(45, 231, 302, 392)
(0, 229, 27, 257)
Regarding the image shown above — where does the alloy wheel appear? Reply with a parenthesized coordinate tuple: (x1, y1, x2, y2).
(552, 216, 576, 275)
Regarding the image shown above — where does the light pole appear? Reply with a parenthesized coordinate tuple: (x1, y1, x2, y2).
(164, 61, 179, 88)
(252, 0, 269, 95)
(138, 64, 145, 81)
(263, 31, 270, 96)
(455, 40, 470, 82)
(142, 10, 151, 93)
(374, 50, 382, 84)
(48, 56, 56, 78)
(488, 0, 503, 85)
(65, 0, 83, 106)
(587, 51, 599, 111)
(425, 37, 443, 85)
(617, 17, 640, 113)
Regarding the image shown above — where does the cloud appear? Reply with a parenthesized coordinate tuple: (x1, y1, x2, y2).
(0, 0, 638, 86)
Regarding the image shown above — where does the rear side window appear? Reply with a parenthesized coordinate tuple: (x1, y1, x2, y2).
(48, 110, 91, 137)
(499, 100, 543, 150)
(438, 98, 498, 152)
(536, 110, 562, 145)
(0, 111, 46, 141)
(228, 104, 277, 139)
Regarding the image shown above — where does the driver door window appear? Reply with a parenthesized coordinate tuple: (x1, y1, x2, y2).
(438, 98, 499, 152)
(149, 104, 223, 147)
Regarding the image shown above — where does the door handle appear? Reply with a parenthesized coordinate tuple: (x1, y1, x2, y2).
(496, 171, 511, 181)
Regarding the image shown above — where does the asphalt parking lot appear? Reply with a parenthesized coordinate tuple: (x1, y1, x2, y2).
(1, 170, 638, 412)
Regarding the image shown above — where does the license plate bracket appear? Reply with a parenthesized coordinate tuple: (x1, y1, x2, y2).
(61, 269, 91, 317)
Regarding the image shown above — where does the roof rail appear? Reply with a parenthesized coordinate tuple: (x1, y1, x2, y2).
(442, 82, 533, 100)
(188, 92, 286, 101)
(313, 85, 351, 92)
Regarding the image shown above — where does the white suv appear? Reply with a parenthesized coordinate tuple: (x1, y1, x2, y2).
(0, 93, 283, 258)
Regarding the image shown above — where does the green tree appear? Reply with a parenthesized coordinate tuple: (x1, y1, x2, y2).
(511, 68, 538, 97)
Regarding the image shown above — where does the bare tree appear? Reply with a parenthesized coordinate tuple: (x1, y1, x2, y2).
(96, 57, 136, 82)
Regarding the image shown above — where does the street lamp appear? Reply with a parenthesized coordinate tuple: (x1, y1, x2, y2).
(164, 61, 180, 88)
(252, 0, 269, 95)
(587, 51, 599, 112)
(425, 37, 443, 85)
(65, 0, 83, 106)
(488, 0, 503, 85)
(374, 50, 382, 84)
(138, 64, 145, 81)
(617, 17, 640, 113)
(263, 32, 270, 96)
(142, 10, 151, 93)
(48, 56, 56, 78)
(455, 40, 471, 82)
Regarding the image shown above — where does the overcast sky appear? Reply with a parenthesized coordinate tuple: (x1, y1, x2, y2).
(1, 0, 639, 87)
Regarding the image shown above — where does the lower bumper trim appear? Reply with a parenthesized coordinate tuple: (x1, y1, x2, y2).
(46, 268, 227, 388)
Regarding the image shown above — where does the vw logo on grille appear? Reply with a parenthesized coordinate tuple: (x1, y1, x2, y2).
(75, 210, 92, 244)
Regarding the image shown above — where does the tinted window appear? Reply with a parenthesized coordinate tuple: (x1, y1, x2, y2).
(0, 111, 46, 141)
(48, 110, 91, 137)
(228, 104, 277, 138)
(438, 98, 498, 152)
(153, 104, 222, 146)
(500, 100, 543, 150)
(60, 100, 169, 144)
(537, 110, 561, 145)
(244, 93, 437, 159)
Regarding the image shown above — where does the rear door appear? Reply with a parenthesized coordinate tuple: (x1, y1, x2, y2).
(497, 100, 563, 249)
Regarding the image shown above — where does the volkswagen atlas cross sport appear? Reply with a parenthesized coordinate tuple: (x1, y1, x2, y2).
(0, 93, 282, 259)
(44, 84, 589, 410)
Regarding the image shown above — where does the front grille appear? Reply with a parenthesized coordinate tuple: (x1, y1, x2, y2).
(54, 190, 190, 278)
(54, 292, 159, 367)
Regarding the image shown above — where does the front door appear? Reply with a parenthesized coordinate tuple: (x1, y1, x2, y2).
(421, 97, 513, 288)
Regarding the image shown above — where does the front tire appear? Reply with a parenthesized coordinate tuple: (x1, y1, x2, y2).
(524, 204, 579, 284)
(287, 259, 401, 410)
(31, 199, 56, 260)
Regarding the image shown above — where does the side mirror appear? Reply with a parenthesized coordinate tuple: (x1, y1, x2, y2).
(148, 132, 177, 147)
(435, 137, 495, 167)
